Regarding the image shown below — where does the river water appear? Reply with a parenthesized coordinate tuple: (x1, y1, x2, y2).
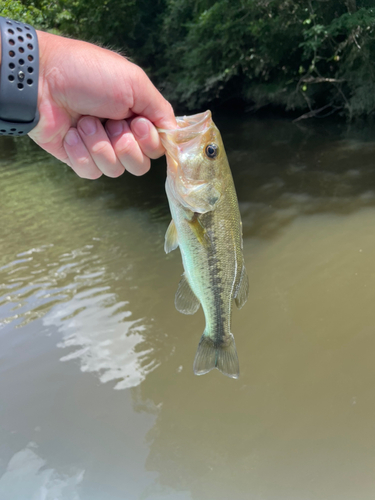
(1, 115, 375, 499)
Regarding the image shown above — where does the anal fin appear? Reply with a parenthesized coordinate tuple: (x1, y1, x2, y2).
(175, 274, 200, 315)
(234, 265, 249, 309)
(164, 219, 179, 254)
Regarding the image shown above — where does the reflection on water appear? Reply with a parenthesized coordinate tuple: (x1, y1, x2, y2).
(0, 443, 84, 500)
(2, 117, 375, 499)
(47, 285, 155, 389)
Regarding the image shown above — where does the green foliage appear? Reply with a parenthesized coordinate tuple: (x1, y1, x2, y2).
(20, 0, 167, 62)
(0, 0, 45, 27)
(298, 2, 375, 118)
(156, 0, 308, 110)
(2, 0, 375, 117)
(156, 0, 375, 117)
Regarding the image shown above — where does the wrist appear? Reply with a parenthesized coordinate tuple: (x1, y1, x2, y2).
(35, 30, 62, 80)
(0, 16, 40, 135)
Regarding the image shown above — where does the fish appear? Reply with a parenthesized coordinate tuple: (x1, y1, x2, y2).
(158, 111, 248, 378)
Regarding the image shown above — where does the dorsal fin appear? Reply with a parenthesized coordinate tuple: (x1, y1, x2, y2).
(234, 265, 249, 309)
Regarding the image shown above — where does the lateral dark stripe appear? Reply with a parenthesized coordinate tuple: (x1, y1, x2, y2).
(205, 216, 226, 345)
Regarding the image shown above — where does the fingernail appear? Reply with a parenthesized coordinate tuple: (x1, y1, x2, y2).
(64, 129, 79, 146)
(132, 118, 149, 139)
(79, 117, 97, 136)
(106, 120, 123, 137)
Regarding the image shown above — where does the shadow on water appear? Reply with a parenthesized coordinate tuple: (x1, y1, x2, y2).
(5, 116, 375, 239)
(216, 115, 375, 240)
(2, 116, 375, 499)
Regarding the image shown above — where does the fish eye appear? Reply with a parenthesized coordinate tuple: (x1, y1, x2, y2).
(205, 143, 219, 159)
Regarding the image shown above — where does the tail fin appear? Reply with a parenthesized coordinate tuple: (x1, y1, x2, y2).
(193, 333, 239, 379)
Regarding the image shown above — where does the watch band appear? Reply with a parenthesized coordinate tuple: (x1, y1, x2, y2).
(0, 16, 39, 136)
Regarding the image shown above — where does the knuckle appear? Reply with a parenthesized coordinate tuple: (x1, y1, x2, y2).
(78, 115, 99, 128)
(116, 136, 136, 157)
(131, 64, 147, 84)
(75, 156, 92, 168)
(154, 101, 174, 123)
(91, 141, 109, 156)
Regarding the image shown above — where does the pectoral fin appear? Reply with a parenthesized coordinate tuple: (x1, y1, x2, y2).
(187, 215, 211, 249)
(164, 220, 179, 254)
(234, 265, 249, 309)
(175, 274, 200, 315)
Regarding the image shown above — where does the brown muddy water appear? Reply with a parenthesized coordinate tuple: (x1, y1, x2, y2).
(1, 115, 375, 499)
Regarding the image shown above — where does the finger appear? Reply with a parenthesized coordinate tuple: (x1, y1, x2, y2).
(130, 117, 165, 159)
(63, 129, 103, 179)
(129, 65, 177, 130)
(77, 117, 125, 178)
(106, 120, 150, 176)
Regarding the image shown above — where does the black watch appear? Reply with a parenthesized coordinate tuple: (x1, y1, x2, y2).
(0, 16, 39, 136)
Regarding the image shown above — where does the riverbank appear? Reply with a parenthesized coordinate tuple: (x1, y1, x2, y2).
(2, 0, 375, 120)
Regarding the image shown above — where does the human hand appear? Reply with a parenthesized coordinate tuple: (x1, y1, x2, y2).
(28, 31, 177, 179)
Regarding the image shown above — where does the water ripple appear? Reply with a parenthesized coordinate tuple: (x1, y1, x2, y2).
(1, 237, 161, 389)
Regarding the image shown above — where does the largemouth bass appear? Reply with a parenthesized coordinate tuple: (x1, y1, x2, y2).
(158, 111, 248, 378)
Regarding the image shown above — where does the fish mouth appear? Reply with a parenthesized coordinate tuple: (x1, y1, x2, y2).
(173, 110, 212, 137)
(158, 110, 212, 156)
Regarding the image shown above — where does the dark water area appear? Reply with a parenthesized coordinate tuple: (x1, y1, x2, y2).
(2, 115, 375, 499)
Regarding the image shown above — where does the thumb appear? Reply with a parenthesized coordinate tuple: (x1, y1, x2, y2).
(129, 66, 177, 130)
